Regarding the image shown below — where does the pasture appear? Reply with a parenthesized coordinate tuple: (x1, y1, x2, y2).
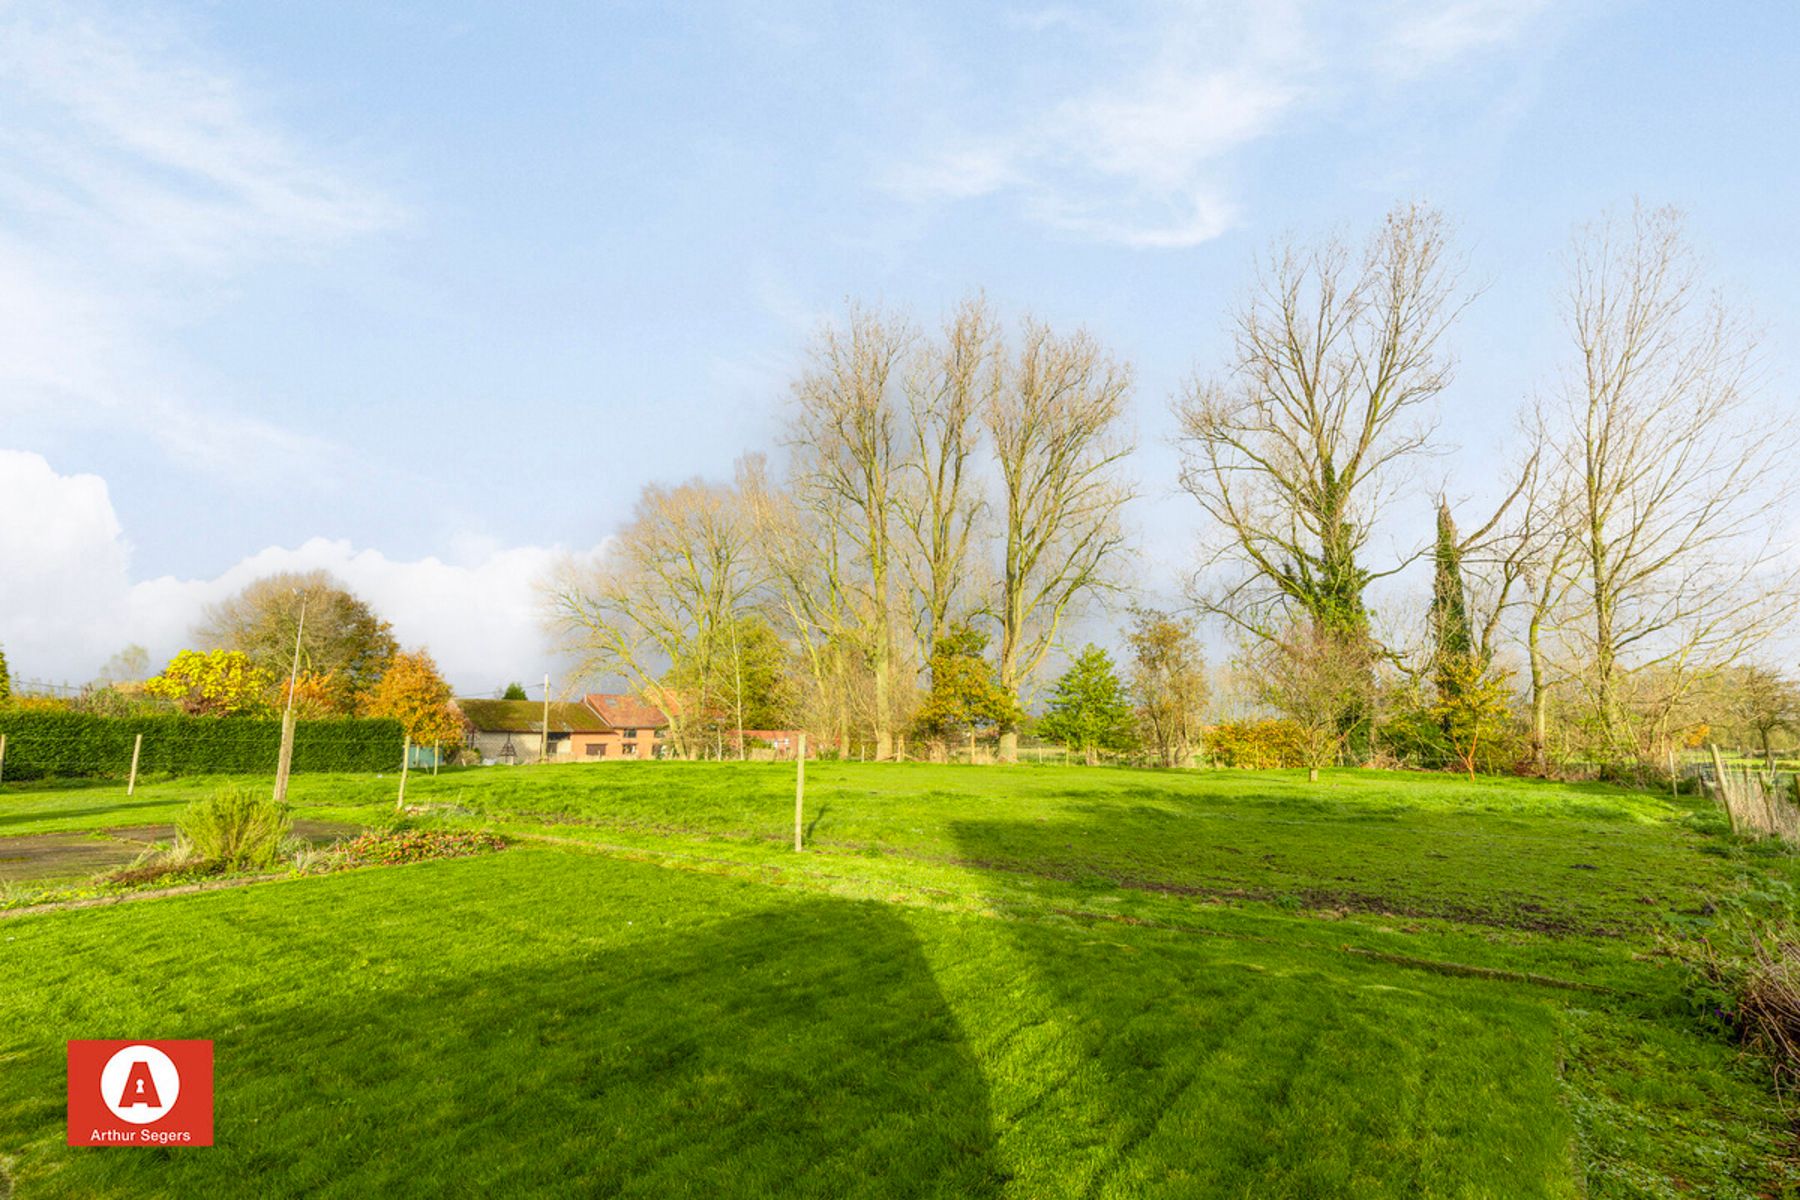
(2, 763, 1795, 1198)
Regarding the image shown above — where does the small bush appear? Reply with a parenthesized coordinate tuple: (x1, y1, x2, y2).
(176, 785, 293, 871)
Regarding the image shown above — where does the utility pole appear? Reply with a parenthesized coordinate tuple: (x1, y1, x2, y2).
(539, 672, 551, 764)
(273, 591, 308, 804)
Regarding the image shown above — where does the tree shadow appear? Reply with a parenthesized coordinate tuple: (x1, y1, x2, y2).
(945, 812, 1574, 1198)
(0, 798, 180, 831)
(15, 893, 1001, 1199)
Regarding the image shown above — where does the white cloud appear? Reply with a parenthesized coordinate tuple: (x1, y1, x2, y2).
(0, 450, 132, 681)
(890, 0, 1559, 248)
(1382, 0, 1555, 74)
(0, 451, 604, 692)
(0, 2, 399, 480)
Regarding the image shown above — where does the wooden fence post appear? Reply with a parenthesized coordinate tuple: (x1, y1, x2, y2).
(793, 732, 807, 852)
(397, 736, 411, 811)
(0, 732, 7, 786)
(1708, 743, 1736, 835)
(128, 733, 143, 796)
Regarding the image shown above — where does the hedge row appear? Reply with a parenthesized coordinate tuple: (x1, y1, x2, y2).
(0, 711, 406, 780)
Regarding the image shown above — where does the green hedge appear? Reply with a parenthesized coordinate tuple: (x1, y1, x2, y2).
(0, 712, 406, 780)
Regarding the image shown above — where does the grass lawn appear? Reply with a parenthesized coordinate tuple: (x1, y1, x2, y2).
(2, 763, 1795, 1197)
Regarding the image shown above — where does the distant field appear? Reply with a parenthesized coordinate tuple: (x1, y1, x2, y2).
(3, 763, 1795, 1198)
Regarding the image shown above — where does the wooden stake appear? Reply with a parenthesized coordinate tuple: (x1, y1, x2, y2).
(0, 732, 7, 786)
(128, 733, 143, 796)
(793, 732, 807, 852)
(539, 673, 551, 764)
(1708, 743, 1734, 835)
(273, 708, 296, 804)
(433, 741, 440, 776)
(397, 735, 411, 811)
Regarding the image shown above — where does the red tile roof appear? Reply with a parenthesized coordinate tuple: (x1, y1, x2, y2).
(582, 693, 671, 730)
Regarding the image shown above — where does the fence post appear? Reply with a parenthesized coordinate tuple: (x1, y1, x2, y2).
(397, 735, 411, 811)
(128, 733, 143, 796)
(1708, 743, 1736, 835)
(793, 732, 807, 852)
(0, 732, 7, 785)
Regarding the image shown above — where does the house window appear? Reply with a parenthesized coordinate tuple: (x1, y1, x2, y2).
(586, 743, 606, 757)
(622, 742, 638, 756)
(654, 729, 665, 738)
(622, 728, 638, 739)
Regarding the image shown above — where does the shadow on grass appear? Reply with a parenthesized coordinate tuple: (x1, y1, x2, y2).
(0, 798, 186, 832)
(14, 896, 1003, 1199)
(946, 812, 1573, 1198)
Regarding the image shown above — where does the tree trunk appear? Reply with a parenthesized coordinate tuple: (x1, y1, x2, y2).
(998, 729, 1019, 764)
(1528, 610, 1549, 774)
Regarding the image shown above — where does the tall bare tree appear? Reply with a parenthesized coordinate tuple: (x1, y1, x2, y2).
(1548, 204, 1797, 762)
(898, 295, 996, 663)
(546, 478, 760, 758)
(986, 318, 1136, 761)
(1175, 203, 1469, 643)
(740, 453, 859, 751)
(786, 305, 914, 759)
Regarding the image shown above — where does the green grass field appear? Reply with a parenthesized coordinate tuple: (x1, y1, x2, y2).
(2, 763, 1795, 1198)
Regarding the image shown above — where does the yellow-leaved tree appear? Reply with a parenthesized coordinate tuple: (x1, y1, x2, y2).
(363, 649, 463, 750)
(144, 650, 273, 716)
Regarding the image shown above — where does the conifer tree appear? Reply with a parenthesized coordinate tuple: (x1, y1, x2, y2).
(1428, 500, 1474, 692)
(1037, 645, 1136, 764)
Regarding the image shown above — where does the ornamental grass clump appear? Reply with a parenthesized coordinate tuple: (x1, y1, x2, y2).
(175, 784, 292, 872)
(1728, 931, 1800, 1101)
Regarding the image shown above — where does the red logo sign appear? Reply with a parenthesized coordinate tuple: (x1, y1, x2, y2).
(67, 1040, 214, 1147)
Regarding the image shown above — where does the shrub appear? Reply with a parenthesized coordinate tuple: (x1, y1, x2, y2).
(339, 829, 507, 866)
(176, 785, 293, 871)
(1204, 719, 1309, 769)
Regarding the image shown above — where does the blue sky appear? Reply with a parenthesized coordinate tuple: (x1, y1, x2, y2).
(2, 0, 1797, 689)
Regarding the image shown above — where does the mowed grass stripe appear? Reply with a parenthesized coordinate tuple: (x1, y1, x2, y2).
(7, 845, 1593, 1198)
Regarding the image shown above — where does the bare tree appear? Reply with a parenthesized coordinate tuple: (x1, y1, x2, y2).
(786, 304, 915, 759)
(1513, 433, 1584, 773)
(1248, 621, 1379, 770)
(898, 295, 996, 663)
(546, 478, 760, 758)
(1725, 665, 1800, 766)
(740, 454, 858, 752)
(1128, 610, 1208, 768)
(1547, 204, 1797, 762)
(986, 318, 1136, 761)
(1175, 203, 1469, 643)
